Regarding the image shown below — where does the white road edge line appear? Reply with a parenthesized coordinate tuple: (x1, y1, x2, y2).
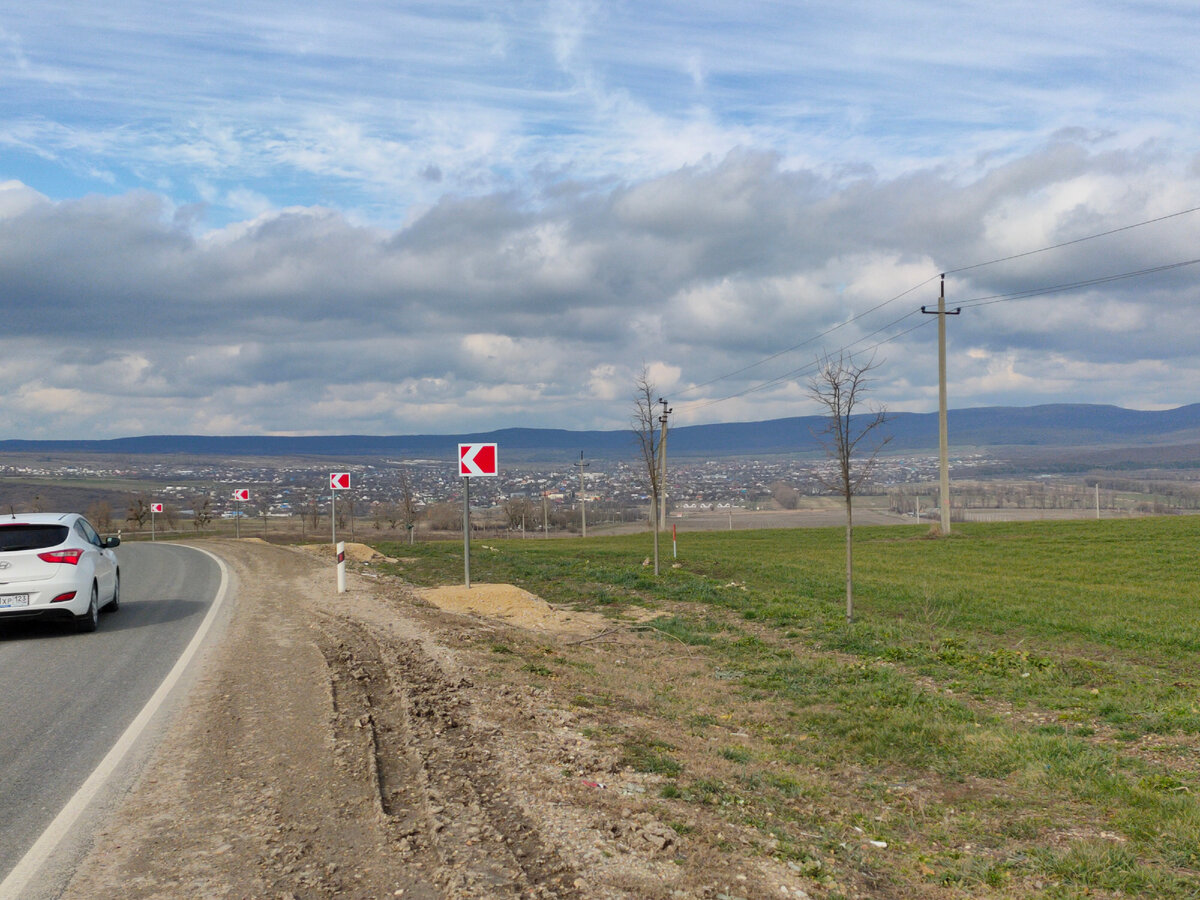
(0, 545, 232, 900)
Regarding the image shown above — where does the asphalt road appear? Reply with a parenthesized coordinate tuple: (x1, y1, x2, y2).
(0, 542, 226, 896)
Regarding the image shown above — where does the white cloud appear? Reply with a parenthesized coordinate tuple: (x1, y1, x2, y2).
(0, 134, 1198, 437)
(0, 179, 46, 216)
(1, 3, 1199, 437)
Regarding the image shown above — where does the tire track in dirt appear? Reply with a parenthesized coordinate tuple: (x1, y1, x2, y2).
(314, 610, 584, 899)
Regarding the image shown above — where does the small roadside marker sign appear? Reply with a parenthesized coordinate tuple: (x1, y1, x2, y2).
(330, 472, 351, 490)
(151, 503, 164, 514)
(458, 442, 498, 591)
(232, 489, 250, 501)
(459, 443, 498, 477)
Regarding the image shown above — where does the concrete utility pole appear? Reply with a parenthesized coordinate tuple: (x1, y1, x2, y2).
(922, 275, 961, 535)
(575, 451, 590, 538)
(657, 398, 672, 532)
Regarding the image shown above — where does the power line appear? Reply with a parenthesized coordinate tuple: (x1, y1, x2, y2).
(682, 314, 934, 413)
(679, 252, 1200, 414)
(674, 203, 1200, 407)
(955, 257, 1200, 310)
(945, 205, 1200, 276)
(674, 274, 939, 398)
(673, 204, 1200, 414)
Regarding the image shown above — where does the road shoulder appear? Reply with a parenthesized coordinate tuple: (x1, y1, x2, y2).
(61, 539, 816, 899)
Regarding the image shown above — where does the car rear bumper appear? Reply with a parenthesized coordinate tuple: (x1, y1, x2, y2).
(0, 575, 94, 618)
(0, 606, 78, 624)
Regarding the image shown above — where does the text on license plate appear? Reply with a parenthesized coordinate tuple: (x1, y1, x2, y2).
(0, 594, 30, 608)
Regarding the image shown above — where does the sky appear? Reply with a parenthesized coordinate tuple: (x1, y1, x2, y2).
(3, 1, 1200, 440)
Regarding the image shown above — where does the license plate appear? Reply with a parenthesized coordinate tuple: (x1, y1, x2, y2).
(0, 594, 30, 609)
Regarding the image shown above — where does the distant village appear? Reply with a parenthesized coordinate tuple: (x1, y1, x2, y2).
(3, 446, 1192, 534)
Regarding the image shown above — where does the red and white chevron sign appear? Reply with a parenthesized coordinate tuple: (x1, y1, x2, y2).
(232, 488, 250, 501)
(151, 503, 163, 513)
(459, 443, 498, 477)
(330, 472, 350, 490)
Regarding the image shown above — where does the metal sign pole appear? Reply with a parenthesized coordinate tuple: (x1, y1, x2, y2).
(463, 477, 472, 589)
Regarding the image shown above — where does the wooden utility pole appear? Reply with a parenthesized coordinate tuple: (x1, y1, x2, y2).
(922, 275, 960, 535)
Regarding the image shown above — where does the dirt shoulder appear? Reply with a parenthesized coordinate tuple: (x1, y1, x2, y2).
(60, 540, 818, 900)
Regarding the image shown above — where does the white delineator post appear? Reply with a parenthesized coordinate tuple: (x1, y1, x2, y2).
(329, 472, 351, 593)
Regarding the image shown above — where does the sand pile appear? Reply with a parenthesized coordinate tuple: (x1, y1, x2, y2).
(413, 583, 612, 635)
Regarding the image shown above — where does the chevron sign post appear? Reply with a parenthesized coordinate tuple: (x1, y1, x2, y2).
(232, 488, 249, 538)
(458, 443, 499, 589)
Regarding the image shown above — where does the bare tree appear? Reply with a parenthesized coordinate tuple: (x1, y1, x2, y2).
(503, 496, 535, 533)
(397, 467, 420, 543)
(770, 481, 800, 510)
(87, 500, 114, 532)
(632, 368, 665, 574)
(808, 352, 891, 622)
(372, 502, 395, 531)
(190, 496, 213, 532)
(127, 494, 152, 529)
(303, 497, 323, 533)
(425, 502, 462, 532)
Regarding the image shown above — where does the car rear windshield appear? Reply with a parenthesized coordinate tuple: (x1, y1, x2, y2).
(0, 524, 70, 551)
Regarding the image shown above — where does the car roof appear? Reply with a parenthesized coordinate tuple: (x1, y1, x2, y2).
(0, 513, 79, 526)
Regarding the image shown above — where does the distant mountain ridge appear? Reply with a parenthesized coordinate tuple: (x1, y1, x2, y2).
(4, 403, 1200, 462)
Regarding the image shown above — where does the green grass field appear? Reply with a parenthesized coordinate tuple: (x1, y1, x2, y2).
(375, 516, 1200, 897)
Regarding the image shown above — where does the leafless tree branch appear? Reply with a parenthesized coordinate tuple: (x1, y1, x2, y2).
(808, 351, 891, 622)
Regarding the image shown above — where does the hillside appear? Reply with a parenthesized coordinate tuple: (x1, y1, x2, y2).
(2, 403, 1200, 462)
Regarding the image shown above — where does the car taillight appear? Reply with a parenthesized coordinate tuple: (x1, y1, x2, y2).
(51, 592, 77, 603)
(38, 548, 84, 565)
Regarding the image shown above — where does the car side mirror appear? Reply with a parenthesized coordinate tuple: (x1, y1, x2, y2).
(103, 536, 121, 549)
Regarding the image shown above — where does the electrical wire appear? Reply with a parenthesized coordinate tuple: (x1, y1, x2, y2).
(674, 274, 940, 398)
(682, 313, 935, 413)
(955, 257, 1200, 309)
(672, 204, 1200, 414)
(944, 205, 1200, 276)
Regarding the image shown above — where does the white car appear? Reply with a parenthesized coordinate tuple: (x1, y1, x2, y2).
(0, 513, 121, 633)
